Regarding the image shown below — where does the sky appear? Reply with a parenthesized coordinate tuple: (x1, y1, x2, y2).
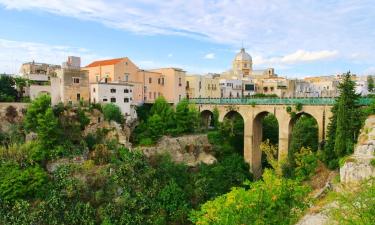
(0, 0, 374, 77)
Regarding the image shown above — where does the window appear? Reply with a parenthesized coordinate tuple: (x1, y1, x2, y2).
(73, 77, 80, 84)
(130, 97, 132, 101)
(179, 77, 182, 86)
(110, 97, 116, 103)
(124, 73, 129, 82)
(208, 84, 211, 90)
(110, 88, 116, 93)
(154, 92, 156, 99)
(186, 81, 190, 88)
(199, 81, 202, 90)
(124, 98, 129, 103)
(130, 89, 132, 93)
(149, 77, 152, 83)
(103, 98, 108, 102)
(76, 93, 80, 101)
(124, 89, 129, 93)
(237, 92, 240, 98)
(158, 78, 161, 84)
(93, 88, 96, 93)
(270, 87, 274, 91)
(161, 78, 165, 85)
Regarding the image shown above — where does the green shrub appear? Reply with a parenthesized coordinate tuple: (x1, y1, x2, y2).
(295, 102, 303, 111)
(102, 103, 124, 124)
(190, 169, 310, 225)
(0, 163, 48, 200)
(329, 178, 375, 225)
(139, 137, 154, 146)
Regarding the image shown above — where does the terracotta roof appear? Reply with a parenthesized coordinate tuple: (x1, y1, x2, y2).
(85, 58, 125, 67)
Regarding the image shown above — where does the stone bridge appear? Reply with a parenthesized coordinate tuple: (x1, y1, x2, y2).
(190, 97, 372, 177)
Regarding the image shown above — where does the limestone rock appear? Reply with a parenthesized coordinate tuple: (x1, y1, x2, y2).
(340, 115, 375, 184)
(139, 134, 216, 166)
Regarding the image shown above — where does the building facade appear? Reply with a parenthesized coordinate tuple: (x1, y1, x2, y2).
(85, 58, 186, 105)
(90, 82, 136, 120)
(51, 57, 90, 105)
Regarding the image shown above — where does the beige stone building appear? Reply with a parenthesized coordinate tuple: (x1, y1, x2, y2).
(19, 61, 61, 99)
(51, 57, 90, 105)
(185, 74, 220, 99)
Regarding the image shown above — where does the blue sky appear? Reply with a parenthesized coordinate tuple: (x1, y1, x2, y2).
(0, 0, 374, 77)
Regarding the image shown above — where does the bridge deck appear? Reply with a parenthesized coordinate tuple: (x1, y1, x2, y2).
(188, 97, 373, 106)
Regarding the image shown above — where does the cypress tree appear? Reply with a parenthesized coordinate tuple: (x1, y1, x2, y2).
(322, 72, 360, 168)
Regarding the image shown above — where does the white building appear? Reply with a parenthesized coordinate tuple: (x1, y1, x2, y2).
(90, 82, 137, 120)
(219, 79, 243, 98)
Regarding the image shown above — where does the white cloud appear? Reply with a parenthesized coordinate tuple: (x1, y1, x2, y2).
(204, 53, 215, 59)
(0, 38, 105, 74)
(1, 0, 374, 54)
(167, 53, 173, 58)
(253, 50, 338, 66)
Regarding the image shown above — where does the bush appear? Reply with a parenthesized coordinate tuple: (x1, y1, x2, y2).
(139, 137, 154, 146)
(329, 178, 375, 224)
(294, 147, 318, 180)
(190, 169, 310, 225)
(0, 163, 48, 200)
(102, 103, 124, 124)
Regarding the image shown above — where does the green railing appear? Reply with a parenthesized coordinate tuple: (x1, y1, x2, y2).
(188, 97, 373, 106)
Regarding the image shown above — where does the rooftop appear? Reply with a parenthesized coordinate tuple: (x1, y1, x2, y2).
(85, 58, 126, 67)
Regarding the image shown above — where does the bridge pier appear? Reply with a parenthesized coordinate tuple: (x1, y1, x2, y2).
(199, 103, 332, 179)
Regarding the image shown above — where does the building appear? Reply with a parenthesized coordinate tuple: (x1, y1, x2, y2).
(185, 74, 220, 99)
(90, 82, 136, 120)
(219, 79, 243, 98)
(51, 56, 90, 105)
(19, 61, 61, 99)
(85, 58, 186, 105)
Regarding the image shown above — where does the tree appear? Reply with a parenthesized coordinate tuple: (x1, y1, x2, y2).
(102, 103, 124, 124)
(175, 99, 199, 133)
(36, 108, 62, 150)
(150, 96, 174, 129)
(190, 169, 310, 225)
(212, 107, 220, 129)
(367, 75, 374, 93)
(262, 114, 279, 145)
(322, 72, 361, 168)
(147, 114, 164, 142)
(0, 75, 17, 102)
(24, 95, 51, 132)
(14, 77, 28, 99)
(288, 115, 318, 169)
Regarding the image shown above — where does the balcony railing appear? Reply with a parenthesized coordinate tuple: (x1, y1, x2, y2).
(188, 97, 373, 106)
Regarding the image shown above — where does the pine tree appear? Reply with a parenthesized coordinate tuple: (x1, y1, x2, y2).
(322, 72, 360, 168)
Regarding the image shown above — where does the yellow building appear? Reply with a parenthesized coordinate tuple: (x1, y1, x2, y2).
(185, 74, 220, 99)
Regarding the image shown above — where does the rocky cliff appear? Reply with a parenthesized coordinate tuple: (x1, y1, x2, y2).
(139, 134, 216, 166)
(340, 115, 375, 183)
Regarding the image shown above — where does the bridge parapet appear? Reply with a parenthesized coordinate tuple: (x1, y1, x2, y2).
(189, 97, 372, 106)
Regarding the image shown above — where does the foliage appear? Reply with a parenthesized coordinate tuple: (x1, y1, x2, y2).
(262, 114, 279, 145)
(102, 103, 124, 124)
(295, 102, 303, 111)
(0, 163, 48, 200)
(322, 72, 361, 169)
(212, 107, 220, 129)
(0, 75, 17, 102)
(190, 169, 310, 225)
(24, 95, 51, 132)
(251, 93, 278, 98)
(175, 99, 200, 133)
(293, 147, 318, 180)
(329, 178, 375, 225)
(133, 97, 201, 145)
(367, 75, 374, 93)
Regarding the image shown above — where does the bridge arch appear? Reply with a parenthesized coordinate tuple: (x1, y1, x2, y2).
(288, 112, 319, 152)
(200, 110, 214, 129)
(251, 111, 280, 174)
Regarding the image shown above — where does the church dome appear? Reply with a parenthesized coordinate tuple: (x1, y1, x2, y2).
(234, 48, 252, 62)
